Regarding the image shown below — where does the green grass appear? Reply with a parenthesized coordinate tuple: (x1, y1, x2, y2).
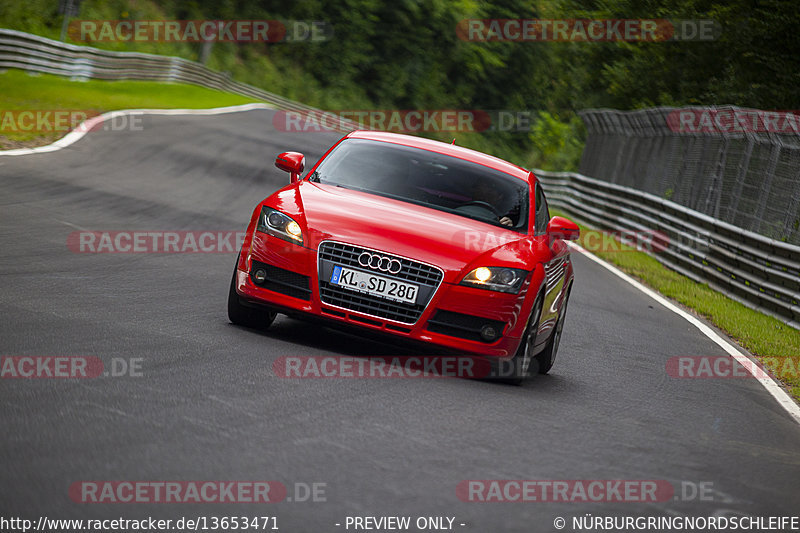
(554, 209, 800, 401)
(0, 69, 258, 147)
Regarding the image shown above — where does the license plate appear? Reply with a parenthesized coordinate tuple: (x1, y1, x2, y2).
(330, 265, 418, 304)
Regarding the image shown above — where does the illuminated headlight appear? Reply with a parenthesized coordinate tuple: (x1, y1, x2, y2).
(257, 207, 303, 245)
(461, 267, 526, 293)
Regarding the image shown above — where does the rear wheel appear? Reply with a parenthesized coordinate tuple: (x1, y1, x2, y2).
(534, 290, 570, 374)
(227, 260, 276, 330)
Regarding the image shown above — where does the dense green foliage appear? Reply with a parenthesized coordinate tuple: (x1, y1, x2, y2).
(2, 0, 797, 169)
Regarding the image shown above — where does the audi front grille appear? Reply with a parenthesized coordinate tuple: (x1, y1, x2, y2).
(317, 241, 443, 324)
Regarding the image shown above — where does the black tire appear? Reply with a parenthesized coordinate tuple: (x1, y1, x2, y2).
(495, 296, 542, 385)
(227, 264, 276, 330)
(534, 289, 570, 374)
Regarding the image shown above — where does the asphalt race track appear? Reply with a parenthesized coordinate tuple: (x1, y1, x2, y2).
(1, 108, 798, 531)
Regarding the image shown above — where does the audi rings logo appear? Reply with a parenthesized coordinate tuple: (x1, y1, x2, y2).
(358, 252, 402, 274)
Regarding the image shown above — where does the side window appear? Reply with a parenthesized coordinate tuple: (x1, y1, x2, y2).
(535, 184, 550, 234)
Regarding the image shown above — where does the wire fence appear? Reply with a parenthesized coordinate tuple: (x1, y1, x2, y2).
(579, 107, 800, 246)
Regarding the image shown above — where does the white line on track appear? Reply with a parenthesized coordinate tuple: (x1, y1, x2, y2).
(568, 241, 800, 425)
(0, 103, 274, 157)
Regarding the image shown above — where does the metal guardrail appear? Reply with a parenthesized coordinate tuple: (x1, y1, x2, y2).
(536, 169, 800, 329)
(0, 28, 319, 113)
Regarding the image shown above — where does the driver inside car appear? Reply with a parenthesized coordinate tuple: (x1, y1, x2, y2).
(470, 179, 514, 227)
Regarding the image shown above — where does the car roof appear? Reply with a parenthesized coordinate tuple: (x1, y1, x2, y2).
(346, 131, 533, 182)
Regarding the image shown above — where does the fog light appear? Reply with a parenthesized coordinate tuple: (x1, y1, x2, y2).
(253, 269, 267, 284)
(480, 324, 498, 341)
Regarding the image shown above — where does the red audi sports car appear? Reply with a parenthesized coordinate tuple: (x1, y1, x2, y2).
(228, 131, 579, 381)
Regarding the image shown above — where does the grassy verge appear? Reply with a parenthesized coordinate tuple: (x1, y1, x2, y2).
(0, 69, 258, 149)
(554, 209, 800, 402)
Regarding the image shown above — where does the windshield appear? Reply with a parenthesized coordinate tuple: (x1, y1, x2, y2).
(308, 139, 529, 232)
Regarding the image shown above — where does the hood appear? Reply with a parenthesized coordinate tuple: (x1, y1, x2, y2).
(269, 182, 536, 281)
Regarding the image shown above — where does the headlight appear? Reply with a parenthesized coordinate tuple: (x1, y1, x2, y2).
(257, 207, 303, 245)
(460, 267, 526, 293)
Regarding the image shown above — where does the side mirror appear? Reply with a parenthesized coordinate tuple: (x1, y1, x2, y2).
(275, 152, 305, 183)
(546, 216, 580, 241)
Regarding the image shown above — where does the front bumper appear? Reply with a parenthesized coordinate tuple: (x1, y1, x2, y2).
(236, 236, 532, 358)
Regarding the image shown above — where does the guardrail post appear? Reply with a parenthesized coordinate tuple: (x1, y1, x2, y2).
(726, 134, 755, 227)
(753, 138, 782, 236)
(709, 136, 728, 219)
(783, 158, 800, 242)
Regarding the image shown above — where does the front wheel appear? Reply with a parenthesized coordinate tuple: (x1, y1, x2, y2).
(534, 290, 570, 374)
(227, 264, 276, 330)
(497, 297, 542, 385)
